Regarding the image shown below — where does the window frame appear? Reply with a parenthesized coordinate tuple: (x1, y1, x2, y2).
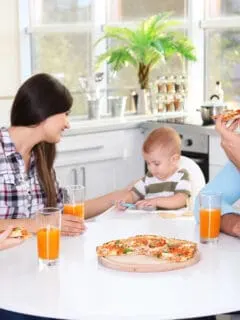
(201, 0, 240, 104)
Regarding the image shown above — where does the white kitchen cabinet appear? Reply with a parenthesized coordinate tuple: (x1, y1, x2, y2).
(55, 159, 121, 199)
(55, 128, 145, 200)
(209, 135, 228, 180)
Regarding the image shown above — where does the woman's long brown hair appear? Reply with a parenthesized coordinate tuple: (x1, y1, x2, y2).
(33, 142, 57, 206)
(11, 73, 73, 206)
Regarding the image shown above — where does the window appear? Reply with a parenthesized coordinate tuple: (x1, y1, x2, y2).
(106, 0, 186, 22)
(27, 0, 94, 116)
(105, 0, 188, 112)
(204, 0, 240, 107)
(205, 30, 240, 107)
(206, 0, 240, 18)
(32, 32, 92, 115)
(21, 0, 189, 117)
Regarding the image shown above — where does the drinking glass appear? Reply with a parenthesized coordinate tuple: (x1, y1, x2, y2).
(199, 192, 222, 244)
(63, 185, 85, 219)
(36, 207, 61, 266)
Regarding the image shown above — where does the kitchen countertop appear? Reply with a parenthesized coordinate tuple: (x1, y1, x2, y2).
(141, 120, 216, 136)
(65, 112, 217, 136)
(66, 114, 157, 135)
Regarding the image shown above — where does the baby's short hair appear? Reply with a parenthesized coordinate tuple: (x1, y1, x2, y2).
(143, 127, 181, 156)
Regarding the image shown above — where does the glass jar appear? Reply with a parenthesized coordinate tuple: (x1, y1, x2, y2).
(156, 94, 165, 112)
(165, 94, 174, 112)
(174, 75, 181, 93)
(180, 75, 187, 94)
(157, 76, 167, 94)
(166, 76, 175, 94)
(174, 94, 182, 111)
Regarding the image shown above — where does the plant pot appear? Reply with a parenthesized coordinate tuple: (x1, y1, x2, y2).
(137, 89, 152, 115)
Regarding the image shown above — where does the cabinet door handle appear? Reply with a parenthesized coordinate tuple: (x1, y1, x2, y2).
(71, 168, 78, 185)
(60, 145, 104, 153)
(79, 145, 104, 152)
(79, 167, 86, 187)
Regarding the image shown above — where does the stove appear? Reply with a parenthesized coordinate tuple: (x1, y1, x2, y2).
(154, 114, 205, 126)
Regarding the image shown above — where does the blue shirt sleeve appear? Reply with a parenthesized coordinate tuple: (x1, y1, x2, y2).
(194, 161, 240, 223)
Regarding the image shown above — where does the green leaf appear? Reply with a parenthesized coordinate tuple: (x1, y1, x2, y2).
(95, 46, 137, 71)
(123, 248, 133, 254)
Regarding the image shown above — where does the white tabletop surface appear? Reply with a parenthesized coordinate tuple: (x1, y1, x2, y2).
(1, 209, 240, 319)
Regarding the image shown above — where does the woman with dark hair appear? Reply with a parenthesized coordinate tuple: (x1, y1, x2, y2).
(0, 73, 85, 236)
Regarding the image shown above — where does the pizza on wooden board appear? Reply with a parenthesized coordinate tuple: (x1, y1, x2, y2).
(96, 234, 200, 272)
(0, 227, 31, 240)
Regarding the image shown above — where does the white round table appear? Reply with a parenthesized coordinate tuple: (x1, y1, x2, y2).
(1, 212, 240, 319)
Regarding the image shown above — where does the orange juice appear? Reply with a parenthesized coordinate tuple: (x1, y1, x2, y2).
(200, 208, 221, 239)
(37, 227, 60, 260)
(63, 203, 85, 218)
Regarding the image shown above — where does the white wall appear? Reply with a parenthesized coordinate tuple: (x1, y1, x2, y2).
(0, 0, 20, 126)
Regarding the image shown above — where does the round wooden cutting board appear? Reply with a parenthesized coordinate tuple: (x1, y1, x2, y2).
(98, 251, 200, 272)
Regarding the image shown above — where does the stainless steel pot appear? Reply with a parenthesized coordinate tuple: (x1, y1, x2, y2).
(199, 99, 227, 125)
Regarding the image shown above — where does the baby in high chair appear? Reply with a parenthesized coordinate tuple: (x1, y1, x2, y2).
(117, 127, 191, 211)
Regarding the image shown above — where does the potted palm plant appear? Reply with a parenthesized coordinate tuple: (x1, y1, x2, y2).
(95, 12, 196, 114)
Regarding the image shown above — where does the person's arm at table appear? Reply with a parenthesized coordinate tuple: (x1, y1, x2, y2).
(194, 162, 240, 236)
(85, 176, 148, 218)
(85, 188, 132, 219)
(0, 215, 85, 236)
(221, 214, 240, 237)
(0, 218, 37, 233)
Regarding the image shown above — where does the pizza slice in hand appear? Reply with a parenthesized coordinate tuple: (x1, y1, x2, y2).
(214, 109, 240, 122)
(0, 227, 31, 240)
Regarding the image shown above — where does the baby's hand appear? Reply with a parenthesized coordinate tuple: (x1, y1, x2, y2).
(136, 199, 156, 210)
(115, 201, 136, 211)
(115, 200, 128, 211)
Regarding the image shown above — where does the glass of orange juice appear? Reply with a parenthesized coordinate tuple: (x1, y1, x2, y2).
(63, 185, 85, 219)
(36, 207, 61, 266)
(199, 192, 222, 244)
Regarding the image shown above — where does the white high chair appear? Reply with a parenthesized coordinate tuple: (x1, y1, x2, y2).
(179, 155, 206, 211)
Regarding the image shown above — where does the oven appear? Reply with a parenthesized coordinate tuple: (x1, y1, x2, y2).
(142, 121, 209, 183)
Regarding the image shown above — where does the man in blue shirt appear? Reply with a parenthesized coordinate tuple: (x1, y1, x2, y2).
(194, 114, 240, 237)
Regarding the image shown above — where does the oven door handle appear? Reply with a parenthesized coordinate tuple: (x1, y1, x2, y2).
(191, 158, 206, 165)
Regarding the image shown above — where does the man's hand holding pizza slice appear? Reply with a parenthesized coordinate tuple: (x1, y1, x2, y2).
(214, 109, 240, 127)
(215, 110, 240, 169)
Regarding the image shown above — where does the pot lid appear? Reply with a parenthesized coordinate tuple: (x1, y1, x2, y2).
(201, 95, 227, 107)
(201, 101, 227, 107)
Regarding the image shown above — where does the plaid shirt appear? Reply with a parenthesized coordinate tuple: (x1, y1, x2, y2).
(0, 127, 63, 219)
